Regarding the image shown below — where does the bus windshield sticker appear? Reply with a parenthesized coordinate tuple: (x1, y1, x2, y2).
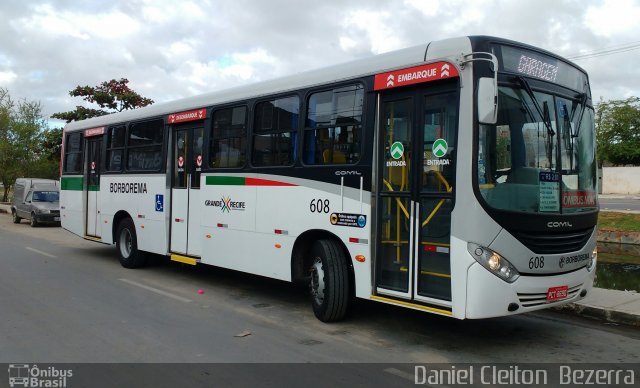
(330, 213, 367, 228)
(538, 171, 559, 212)
(562, 191, 596, 208)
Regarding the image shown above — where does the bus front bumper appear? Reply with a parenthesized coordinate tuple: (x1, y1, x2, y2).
(465, 261, 595, 319)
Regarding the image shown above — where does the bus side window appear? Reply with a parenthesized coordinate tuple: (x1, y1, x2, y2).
(63, 132, 84, 174)
(210, 106, 247, 168)
(303, 85, 363, 165)
(126, 119, 164, 172)
(252, 96, 299, 167)
(106, 125, 126, 172)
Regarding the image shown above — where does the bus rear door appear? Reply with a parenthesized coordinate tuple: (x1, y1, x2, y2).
(86, 136, 102, 237)
(170, 125, 204, 257)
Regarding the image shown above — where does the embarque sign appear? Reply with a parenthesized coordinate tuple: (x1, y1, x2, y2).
(374, 61, 459, 91)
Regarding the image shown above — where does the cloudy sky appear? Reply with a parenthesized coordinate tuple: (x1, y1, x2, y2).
(1, 0, 639, 127)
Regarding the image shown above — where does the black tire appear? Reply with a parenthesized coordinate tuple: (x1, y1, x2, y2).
(115, 218, 147, 268)
(309, 239, 350, 322)
(12, 210, 21, 224)
(30, 213, 38, 227)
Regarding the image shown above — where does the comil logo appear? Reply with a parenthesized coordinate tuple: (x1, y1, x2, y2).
(8, 364, 73, 387)
(547, 221, 573, 228)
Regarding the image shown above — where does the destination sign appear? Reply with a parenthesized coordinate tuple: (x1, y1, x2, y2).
(497, 45, 588, 92)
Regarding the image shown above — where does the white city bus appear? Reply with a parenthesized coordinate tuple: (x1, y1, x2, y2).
(60, 36, 598, 322)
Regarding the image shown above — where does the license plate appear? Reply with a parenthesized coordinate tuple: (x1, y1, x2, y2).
(547, 285, 569, 302)
(54, 217, 60, 222)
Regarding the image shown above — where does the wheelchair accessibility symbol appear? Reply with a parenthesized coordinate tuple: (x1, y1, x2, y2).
(155, 194, 164, 212)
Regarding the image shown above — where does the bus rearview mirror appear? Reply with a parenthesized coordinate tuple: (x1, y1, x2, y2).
(478, 77, 498, 124)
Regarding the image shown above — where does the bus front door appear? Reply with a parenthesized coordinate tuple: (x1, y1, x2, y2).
(170, 126, 204, 257)
(86, 137, 102, 237)
(376, 87, 457, 308)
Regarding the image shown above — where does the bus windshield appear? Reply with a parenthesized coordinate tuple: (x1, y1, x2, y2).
(477, 85, 597, 214)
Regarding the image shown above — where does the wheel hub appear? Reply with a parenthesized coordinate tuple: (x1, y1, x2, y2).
(120, 229, 132, 258)
(310, 257, 325, 305)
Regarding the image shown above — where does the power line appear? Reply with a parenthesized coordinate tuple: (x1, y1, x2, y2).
(567, 41, 640, 60)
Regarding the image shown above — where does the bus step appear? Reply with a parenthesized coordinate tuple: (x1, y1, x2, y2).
(170, 254, 200, 265)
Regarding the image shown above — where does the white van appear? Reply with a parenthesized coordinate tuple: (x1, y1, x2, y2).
(11, 178, 60, 227)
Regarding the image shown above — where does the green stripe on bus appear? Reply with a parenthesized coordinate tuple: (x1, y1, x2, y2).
(88, 185, 100, 192)
(206, 176, 246, 186)
(61, 176, 83, 190)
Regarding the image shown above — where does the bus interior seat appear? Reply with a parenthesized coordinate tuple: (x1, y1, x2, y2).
(323, 149, 346, 164)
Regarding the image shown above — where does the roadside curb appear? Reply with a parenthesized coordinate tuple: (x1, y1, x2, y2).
(553, 288, 640, 327)
(555, 303, 640, 327)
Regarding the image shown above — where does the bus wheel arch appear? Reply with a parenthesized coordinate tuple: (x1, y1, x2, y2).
(291, 230, 355, 322)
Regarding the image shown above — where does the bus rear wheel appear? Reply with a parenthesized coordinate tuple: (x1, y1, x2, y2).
(309, 239, 350, 322)
(116, 218, 147, 269)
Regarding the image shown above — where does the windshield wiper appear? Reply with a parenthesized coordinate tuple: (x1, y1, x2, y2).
(572, 92, 588, 138)
(516, 76, 555, 137)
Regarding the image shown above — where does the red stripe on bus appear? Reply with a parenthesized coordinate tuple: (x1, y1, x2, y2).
(245, 178, 297, 187)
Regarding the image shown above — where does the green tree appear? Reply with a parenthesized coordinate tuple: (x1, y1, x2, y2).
(51, 78, 154, 122)
(595, 97, 640, 166)
(0, 87, 52, 202)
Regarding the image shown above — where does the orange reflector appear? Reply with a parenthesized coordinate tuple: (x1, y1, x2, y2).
(355, 255, 365, 262)
(275, 244, 282, 249)
(141, 225, 145, 229)
(206, 234, 212, 239)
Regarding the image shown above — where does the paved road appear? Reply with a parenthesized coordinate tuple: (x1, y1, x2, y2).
(600, 197, 640, 212)
(1, 215, 639, 385)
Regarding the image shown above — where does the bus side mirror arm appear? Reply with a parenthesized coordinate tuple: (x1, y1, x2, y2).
(460, 52, 499, 125)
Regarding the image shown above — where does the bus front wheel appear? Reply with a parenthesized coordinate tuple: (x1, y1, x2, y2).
(116, 218, 147, 269)
(309, 239, 350, 322)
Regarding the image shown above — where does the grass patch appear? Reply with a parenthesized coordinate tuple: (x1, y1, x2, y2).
(598, 212, 640, 233)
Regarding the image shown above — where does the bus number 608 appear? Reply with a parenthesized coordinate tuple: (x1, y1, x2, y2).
(529, 256, 544, 269)
(310, 199, 330, 213)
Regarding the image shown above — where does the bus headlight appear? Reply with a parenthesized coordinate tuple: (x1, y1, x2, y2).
(586, 246, 597, 272)
(468, 243, 520, 283)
